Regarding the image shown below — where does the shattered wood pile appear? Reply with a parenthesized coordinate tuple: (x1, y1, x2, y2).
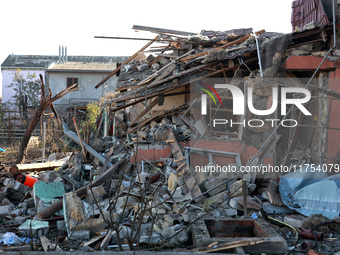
(1, 23, 340, 254)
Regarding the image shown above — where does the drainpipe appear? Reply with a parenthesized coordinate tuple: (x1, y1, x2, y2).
(254, 32, 263, 78)
(333, 0, 336, 48)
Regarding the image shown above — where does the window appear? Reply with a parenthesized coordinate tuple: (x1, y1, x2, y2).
(67, 77, 78, 89)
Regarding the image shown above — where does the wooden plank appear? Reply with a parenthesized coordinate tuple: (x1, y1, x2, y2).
(152, 63, 177, 84)
(80, 235, 105, 247)
(100, 229, 113, 250)
(95, 35, 159, 89)
(17, 161, 65, 172)
(168, 128, 203, 203)
(130, 97, 159, 127)
(40, 236, 60, 252)
(94, 35, 192, 43)
(196, 238, 265, 253)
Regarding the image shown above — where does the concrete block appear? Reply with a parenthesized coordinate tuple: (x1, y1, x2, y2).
(63, 192, 106, 236)
(68, 230, 90, 240)
(161, 220, 172, 230)
(210, 191, 229, 208)
(151, 63, 160, 71)
(57, 220, 66, 231)
(23, 197, 35, 208)
(111, 226, 131, 243)
(204, 178, 227, 196)
(18, 220, 49, 238)
(164, 214, 174, 223)
(1, 198, 15, 209)
(86, 185, 106, 204)
(3, 178, 30, 194)
(7, 188, 24, 202)
(263, 202, 296, 214)
(229, 180, 243, 198)
(139, 233, 161, 244)
(13, 216, 28, 225)
(116, 195, 139, 209)
(18, 202, 28, 213)
(224, 208, 238, 217)
(33, 181, 65, 214)
(27, 208, 37, 217)
(229, 197, 243, 211)
(0, 190, 7, 202)
(162, 226, 179, 245)
(284, 214, 306, 228)
(137, 63, 148, 72)
(0, 205, 11, 217)
(12, 208, 25, 216)
(153, 208, 166, 214)
(177, 229, 189, 243)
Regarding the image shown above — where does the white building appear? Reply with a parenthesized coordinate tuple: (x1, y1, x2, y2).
(1, 54, 128, 107)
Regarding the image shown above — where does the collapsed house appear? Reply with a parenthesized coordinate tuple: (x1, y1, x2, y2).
(1, 0, 340, 253)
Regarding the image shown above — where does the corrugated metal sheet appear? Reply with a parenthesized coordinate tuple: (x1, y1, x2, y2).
(279, 166, 340, 219)
(291, 0, 330, 31)
(200, 28, 253, 41)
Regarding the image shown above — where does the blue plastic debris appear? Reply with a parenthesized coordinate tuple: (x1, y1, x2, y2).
(251, 212, 259, 220)
(0, 232, 30, 245)
(0, 148, 5, 152)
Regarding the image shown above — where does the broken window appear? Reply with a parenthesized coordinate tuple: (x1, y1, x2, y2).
(66, 77, 78, 89)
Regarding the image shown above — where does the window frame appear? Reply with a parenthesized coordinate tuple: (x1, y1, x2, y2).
(66, 77, 79, 89)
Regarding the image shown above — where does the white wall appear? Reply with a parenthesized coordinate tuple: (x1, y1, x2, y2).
(47, 72, 118, 108)
(1, 68, 44, 105)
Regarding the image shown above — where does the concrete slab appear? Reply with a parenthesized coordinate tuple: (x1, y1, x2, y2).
(18, 219, 49, 238)
(33, 181, 65, 214)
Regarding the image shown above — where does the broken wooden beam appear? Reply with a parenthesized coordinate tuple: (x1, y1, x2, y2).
(95, 35, 159, 89)
(130, 97, 159, 127)
(195, 238, 265, 253)
(132, 24, 197, 36)
(16, 161, 65, 172)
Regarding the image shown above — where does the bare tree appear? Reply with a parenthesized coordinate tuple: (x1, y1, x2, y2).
(16, 74, 77, 164)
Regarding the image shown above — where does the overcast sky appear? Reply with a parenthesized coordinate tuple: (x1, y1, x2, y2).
(0, 0, 293, 93)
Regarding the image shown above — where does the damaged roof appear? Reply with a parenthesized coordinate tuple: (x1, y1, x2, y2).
(1, 55, 129, 69)
(291, 0, 330, 31)
(47, 62, 117, 73)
